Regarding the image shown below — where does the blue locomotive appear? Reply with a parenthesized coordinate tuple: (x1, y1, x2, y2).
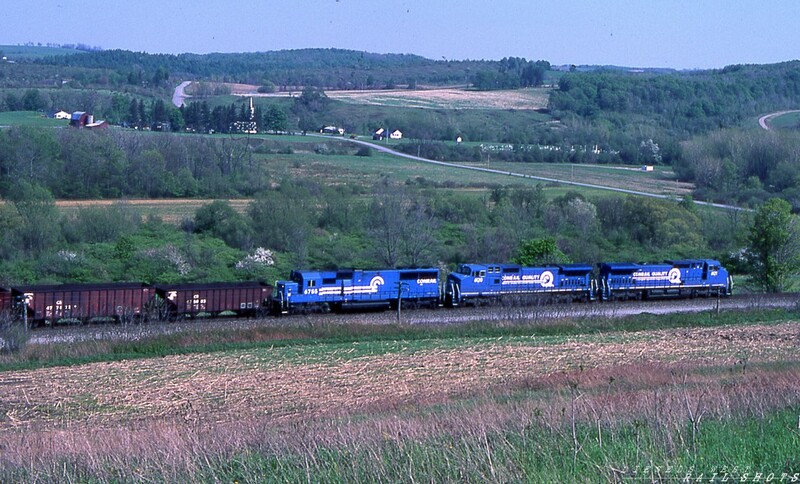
(3, 258, 733, 325)
(272, 267, 440, 314)
(598, 259, 732, 301)
(443, 263, 597, 307)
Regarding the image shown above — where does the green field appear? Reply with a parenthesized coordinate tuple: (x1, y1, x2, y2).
(770, 111, 800, 129)
(0, 44, 86, 60)
(0, 110, 68, 127)
(253, 140, 695, 199)
(49, 140, 701, 225)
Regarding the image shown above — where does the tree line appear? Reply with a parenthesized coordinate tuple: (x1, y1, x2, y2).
(0, 126, 283, 199)
(677, 128, 800, 210)
(0, 176, 747, 288)
(34, 48, 516, 90)
(551, 62, 800, 138)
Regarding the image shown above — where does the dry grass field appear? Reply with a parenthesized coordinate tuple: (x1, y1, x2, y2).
(0, 317, 798, 479)
(55, 199, 252, 224)
(225, 82, 550, 110)
(1, 322, 796, 433)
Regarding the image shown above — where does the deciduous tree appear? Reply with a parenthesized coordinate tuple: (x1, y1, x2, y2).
(748, 198, 800, 292)
(513, 238, 569, 266)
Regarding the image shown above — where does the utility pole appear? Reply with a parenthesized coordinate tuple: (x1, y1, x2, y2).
(395, 282, 409, 323)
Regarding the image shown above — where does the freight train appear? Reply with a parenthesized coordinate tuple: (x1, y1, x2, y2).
(0, 259, 732, 325)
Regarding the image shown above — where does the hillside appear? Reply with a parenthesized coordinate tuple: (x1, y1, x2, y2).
(33, 48, 503, 89)
(0, 44, 90, 60)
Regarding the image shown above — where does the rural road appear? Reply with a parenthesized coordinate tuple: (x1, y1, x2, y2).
(758, 109, 800, 130)
(312, 134, 747, 212)
(172, 81, 192, 107)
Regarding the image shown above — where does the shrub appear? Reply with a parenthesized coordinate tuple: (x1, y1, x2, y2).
(0, 320, 28, 354)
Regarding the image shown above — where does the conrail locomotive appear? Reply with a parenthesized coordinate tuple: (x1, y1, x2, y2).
(0, 258, 731, 325)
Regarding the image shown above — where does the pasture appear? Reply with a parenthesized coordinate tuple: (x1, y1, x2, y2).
(50, 150, 690, 225)
(0, 44, 84, 60)
(769, 111, 800, 129)
(0, 111, 67, 128)
(51, 147, 698, 224)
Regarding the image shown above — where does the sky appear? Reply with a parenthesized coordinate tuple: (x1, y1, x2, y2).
(2, 0, 799, 69)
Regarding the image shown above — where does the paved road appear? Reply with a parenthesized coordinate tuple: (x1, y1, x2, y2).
(758, 109, 800, 130)
(312, 134, 747, 212)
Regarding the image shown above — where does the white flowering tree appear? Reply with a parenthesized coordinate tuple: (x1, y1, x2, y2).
(235, 247, 276, 279)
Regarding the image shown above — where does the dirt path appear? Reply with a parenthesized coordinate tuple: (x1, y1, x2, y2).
(1, 322, 797, 431)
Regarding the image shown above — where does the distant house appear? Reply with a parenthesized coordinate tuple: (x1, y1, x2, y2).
(69, 111, 92, 128)
(52, 110, 70, 120)
(389, 129, 403, 140)
(372, 128, 385, 140)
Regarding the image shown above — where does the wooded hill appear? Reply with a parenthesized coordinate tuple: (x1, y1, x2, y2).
(31, 48, 550, 90)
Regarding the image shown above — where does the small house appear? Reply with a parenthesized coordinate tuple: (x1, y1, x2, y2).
(372, 128, 385, 140)
(389, 129, 403, 140)
(53, 110, 70, 120)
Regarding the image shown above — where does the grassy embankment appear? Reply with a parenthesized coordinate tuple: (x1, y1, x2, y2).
(1, 307, 799, 480)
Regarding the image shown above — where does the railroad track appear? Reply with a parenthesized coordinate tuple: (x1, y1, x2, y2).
(25, 293, 800, 345)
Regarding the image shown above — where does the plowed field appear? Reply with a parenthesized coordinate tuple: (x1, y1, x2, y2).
(1, 322, 797, 432)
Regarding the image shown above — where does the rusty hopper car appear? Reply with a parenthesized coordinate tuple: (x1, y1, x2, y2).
(0, 287, 11, 317)
(11, 283, 152, 325)
(154, 282, 273, 318)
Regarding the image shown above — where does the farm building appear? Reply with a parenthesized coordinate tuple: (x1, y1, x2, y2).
(85, 120, 109, 130)
(69, 111, 92, 128)
(373, 128, 403, 140)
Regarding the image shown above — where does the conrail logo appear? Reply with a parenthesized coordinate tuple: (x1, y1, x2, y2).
(540, 270, 555, 288)
(370, 276, 385, 290)
(668, 268, 682, 284)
